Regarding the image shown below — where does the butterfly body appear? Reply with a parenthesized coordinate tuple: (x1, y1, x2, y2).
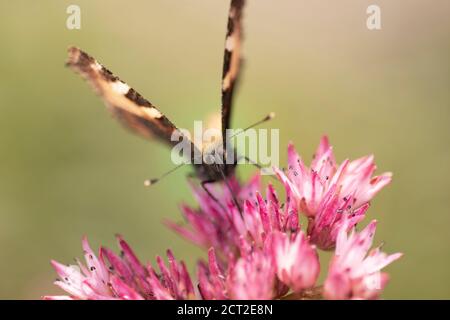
(194, 144, 237, 182)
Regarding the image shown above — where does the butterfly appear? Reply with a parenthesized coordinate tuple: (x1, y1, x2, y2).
(66, 0, 269, 197)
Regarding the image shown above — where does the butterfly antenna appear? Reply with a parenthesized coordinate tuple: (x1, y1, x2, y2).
(229, 112, 275, 140)
(144, 163, 186, 187)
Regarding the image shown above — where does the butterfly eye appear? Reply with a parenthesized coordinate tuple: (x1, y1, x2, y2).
(203, 153, 216, 165)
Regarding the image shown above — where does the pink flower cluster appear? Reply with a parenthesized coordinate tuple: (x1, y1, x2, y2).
(45, 136, 402, 300)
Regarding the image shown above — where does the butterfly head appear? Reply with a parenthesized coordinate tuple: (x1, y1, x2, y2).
(193, 142, 237, 182)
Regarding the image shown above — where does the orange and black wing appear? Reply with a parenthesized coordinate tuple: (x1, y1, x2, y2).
(221, 0, 245, 147)
(66, 47, 199, 156)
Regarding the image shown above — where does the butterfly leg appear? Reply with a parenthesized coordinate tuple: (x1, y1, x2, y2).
(216, 167, 242, 215)
(186, 174, 223, 209)
(201, 180, 221, 204)
(201, 180, 229, 214)
(226, 179, 243, 215)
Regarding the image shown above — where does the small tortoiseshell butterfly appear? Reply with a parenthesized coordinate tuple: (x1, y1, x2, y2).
(66, 0, 271, 198)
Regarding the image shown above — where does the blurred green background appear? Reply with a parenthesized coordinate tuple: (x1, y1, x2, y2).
(0, 0, 449, 299)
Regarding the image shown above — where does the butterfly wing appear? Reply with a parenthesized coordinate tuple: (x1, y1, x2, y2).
(221, 0, 245, 147)
(66, 47, 200, 158)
